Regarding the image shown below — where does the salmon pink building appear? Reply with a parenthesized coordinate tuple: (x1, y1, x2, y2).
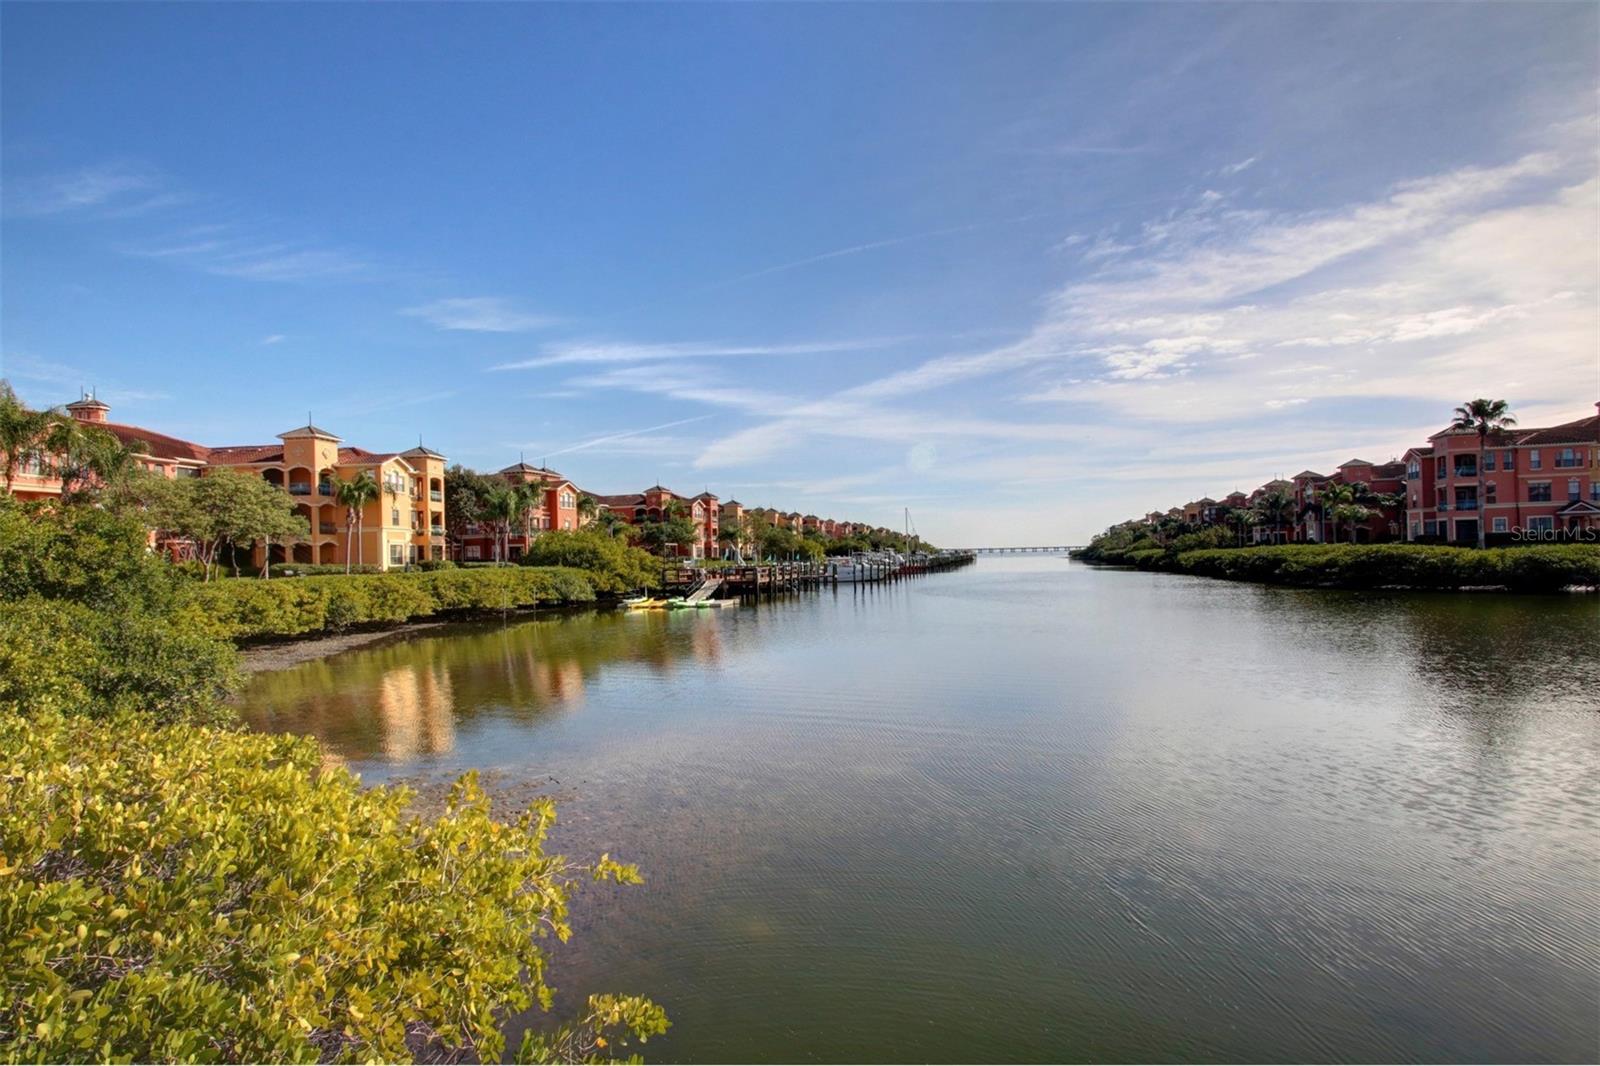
(454, 463, 587, 563)
(1404, 405, 1600, 543)
(592, 485, 720, 559)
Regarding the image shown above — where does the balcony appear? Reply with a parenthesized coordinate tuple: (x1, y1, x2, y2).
(430, 525, 445, 536)
(1451, 467, 1477, 480)
(1555, 457, 1583, 468)
(1453, 500, 1478, 512)
(288, 482, 313, 496)
(319, 522, 337, 535)
(317, 482, 334, 496)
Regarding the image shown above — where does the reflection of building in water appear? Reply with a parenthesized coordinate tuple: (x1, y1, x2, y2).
(689, 615, 724, 666)
(376, 664, 456, 760)
(542, 658, 586, 709)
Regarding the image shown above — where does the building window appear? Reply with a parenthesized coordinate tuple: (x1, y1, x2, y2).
(1435, 456, 1447, 478)
(1410, 521, 1421, 539)
(1568, 478, 1581, 502)
(1529, 449, 1542, 470)
(1485, 483, 1496, 504)
(466, 545, 481, 560)
(392, 508, 400, 526)
(1529, 516, 1554, 533)
(1555, 448, 1581, 468)
(1423, 520, 1437, 536)
(1406, 460, 1420, 479)
(1528, 482, 1552, 502)
(1492, 517, 1508, 533)
(389, 543, 403, 565)
(1483, 452, 1495, 471)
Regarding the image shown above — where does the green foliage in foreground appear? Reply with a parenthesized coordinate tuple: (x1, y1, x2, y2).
(1079, 541, 1600, 591)
(0, 499, 241, 723)
(180, 566, 598, 640)
(518, 530, 662, 594)
(0, 599, 239, 725)
(0, 714, 667, 1064)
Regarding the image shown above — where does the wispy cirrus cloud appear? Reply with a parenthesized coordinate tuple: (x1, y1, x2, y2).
(121, 225, 371, 283)
(401, 297, 559, 333)
(3, 161, 178, 218)
(506, 415, 716, 461)
(674, 128, 1596, 488)
(1, 352, 170, 405)
(1216, 155, 1260, 177)
(491, 336, 894, 370)
(10, 159, 374, 283)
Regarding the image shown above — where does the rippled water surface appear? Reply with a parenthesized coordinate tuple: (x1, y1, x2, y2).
(238, 558, 1600, 1063)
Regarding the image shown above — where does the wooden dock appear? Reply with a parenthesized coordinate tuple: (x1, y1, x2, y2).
(660, 551, 976, 600)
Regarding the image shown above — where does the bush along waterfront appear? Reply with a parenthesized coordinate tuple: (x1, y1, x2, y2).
(0, 495, 667, 1063)
(1073, 533, 1600, 593)
(180, 565, 600, 641)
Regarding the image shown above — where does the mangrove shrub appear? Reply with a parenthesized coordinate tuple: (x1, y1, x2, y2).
(180, 566, 597, 640)
(0, 713, 666, 1063)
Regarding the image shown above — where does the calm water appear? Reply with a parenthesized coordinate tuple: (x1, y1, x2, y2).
(237, 558, 1600, 1063)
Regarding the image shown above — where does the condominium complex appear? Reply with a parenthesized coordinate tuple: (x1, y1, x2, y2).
(15, 390, 983, 564)
(590, 486, 721, 559)
(455, 463, 586, 562)
(14, 395, 448, 569)
(1138, 404, 1600, 544)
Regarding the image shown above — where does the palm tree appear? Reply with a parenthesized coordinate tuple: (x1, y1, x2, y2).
(1319, 482, 1375, 543)
(595, 509, 627, 539)
(58, 426, 149, 503)
(717, 524, 741, 560)
(483, 485, 519, 564)
(577, 493, 598, 525)
(1254, 488, 1294, 544)
(335, 471, 381, 573)
(0, 381, 65, 494)
(1228, 507, 1254, 547)
(512, 481, 545, 548)
(1451, 398, 1517, 549)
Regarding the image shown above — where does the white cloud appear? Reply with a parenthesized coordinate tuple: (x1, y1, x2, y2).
(261, 334, 286, 345)
(493, 336, 893, 370)
(5, 162, 172, 218)
(402, 297, 559, 333)
(1217, 155, 1260, 177)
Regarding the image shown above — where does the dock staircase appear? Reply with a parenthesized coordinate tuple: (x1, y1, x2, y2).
(682, 577, 722, 604)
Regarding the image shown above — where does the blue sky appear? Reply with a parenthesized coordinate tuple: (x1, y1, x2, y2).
(3, 3, 1596, 543)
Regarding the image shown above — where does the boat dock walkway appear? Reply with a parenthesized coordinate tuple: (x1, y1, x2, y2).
(660, 551, 977, 600)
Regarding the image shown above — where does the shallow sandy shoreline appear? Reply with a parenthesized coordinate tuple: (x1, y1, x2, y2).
(236, 621, 457, 673)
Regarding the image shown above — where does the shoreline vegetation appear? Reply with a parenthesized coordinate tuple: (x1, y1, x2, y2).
(1070, 540, 1600, 592)
(0, 497, 670, 1062)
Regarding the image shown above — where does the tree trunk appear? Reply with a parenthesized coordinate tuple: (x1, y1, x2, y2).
(356, 516, 364, 570)
(346, 512, 356, 574)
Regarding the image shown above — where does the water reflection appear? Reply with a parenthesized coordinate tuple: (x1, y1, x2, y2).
(239, 610, 728, 761)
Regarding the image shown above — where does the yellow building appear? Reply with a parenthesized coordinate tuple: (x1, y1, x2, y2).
(207, 426, 448, 569)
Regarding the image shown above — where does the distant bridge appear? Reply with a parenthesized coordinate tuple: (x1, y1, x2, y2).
(952, 545, 1083, 555)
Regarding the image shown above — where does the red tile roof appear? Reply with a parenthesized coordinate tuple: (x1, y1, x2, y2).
(205, 444, 283, 464)
(103, 421, 210, 463)
(1514, 415, 1599, 446)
